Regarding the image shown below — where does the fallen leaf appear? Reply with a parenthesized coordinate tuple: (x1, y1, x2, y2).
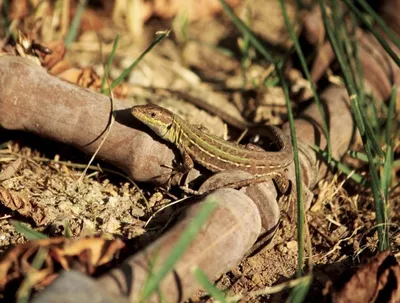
(0, 189, 48, 226)
(326, 251, 400, 303)
(0, 237, 125, 292)
(0, 158, 22, 181)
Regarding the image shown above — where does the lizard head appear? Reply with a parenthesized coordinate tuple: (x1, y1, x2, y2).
(131, 104, 175, 141)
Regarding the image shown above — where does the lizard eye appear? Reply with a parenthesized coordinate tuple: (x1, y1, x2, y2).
(150, 112, 157, 118)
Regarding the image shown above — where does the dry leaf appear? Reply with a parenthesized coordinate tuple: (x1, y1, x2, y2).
(0, 237, 125, 291)
(0, 188, 33, 216)
(0, 158, 22, 182)
(0, 189, 48, 226)
(326, 251, 400, 303)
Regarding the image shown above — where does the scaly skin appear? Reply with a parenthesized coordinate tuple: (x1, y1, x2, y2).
(131, 104, 293, 194)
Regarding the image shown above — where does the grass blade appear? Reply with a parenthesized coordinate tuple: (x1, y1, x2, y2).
(279, 0, 332, 162)
(381, 87, 395, 241)
(217, 0, 305, 277)
(216, 0, 275, 63)
(286, 277, 311, 303)
(343, 0, 400, 68)
(11, 220, 48, 240)
(320, 0, 388, 250)
(346, 150, 384, 165)
(311, 145, 367, 185)
(1, 0, 11, 37)
(16, 247, 49, 303)
(64, 0, 88, 48)
(193, 267, 228, 303)
(355, 0, 400, 48)
(382, 146, 393, 202)
(368, 94, 381, 136)
(108, 30, 170, 93)
(385, 87, 396, 146)
(365, 140, 388, 250)
(101, 34, 120, 94)
(140, 198, 217, 301)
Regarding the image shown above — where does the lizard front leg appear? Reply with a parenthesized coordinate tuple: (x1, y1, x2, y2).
(172, 147, 196, 190)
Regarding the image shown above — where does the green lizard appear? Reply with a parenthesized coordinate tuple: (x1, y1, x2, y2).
(131, 104, 293, 194)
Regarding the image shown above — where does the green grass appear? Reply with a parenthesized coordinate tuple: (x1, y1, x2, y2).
(286, 278, 312, 303)
(11, 220, 48, 240)
(1, 0, 11, 37)
(355, 0, 400, 47)
(217, 0, 306, 280)
(311, 145, 367, 185)
(214, 0, 396, 301)
(344, 0, 400, 68)
(10, 222, 49, 302)
(105, 30, 170, 94)
(140, 198, 217, 302)
(279, 0, 332, 163)
(193, 267, 228, 303)
(237, 5, 254, 88)
(319, 0, 392, 251)
(100, 34, 120, 94)
(64, 0, 88, 48)
(16, 247, 49, 303)
(217, 2, 308, 303)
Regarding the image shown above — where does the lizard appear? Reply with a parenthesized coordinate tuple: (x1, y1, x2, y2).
(131, 103, 293, 195)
